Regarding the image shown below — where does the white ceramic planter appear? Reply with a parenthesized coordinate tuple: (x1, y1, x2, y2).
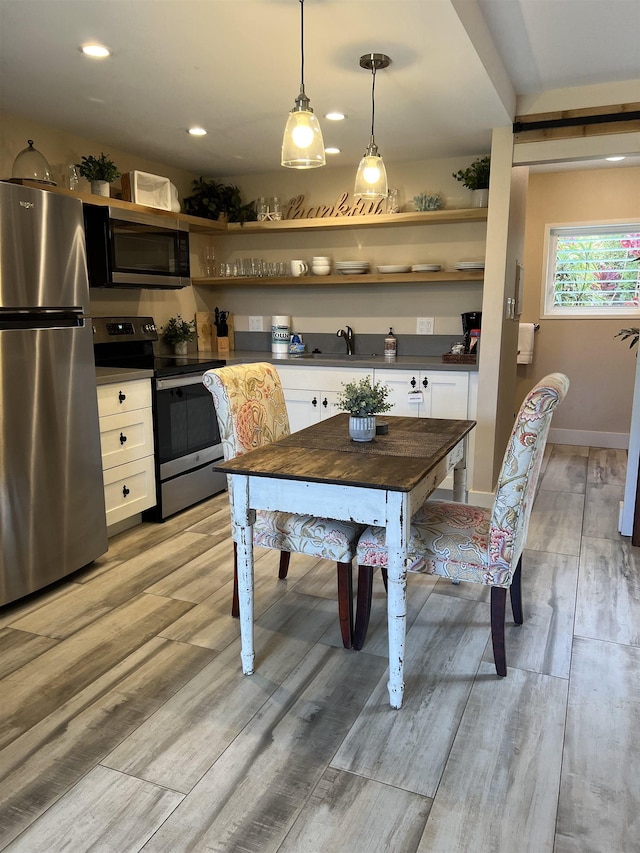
(349, 415, 376, 442)
(91, 180, 110, 197)
(471, 188, 489, 208)
(173, 341, 188, 355)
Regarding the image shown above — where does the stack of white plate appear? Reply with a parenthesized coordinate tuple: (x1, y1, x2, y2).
(411, 263, 442, 272)
(455, 261, 485, 270)
(335, 261, 370, 275)
(377, 265, 411, 274)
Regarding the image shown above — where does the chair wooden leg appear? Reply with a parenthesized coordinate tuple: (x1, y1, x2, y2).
(278, 551, 291, 579)
(510, 555, 524, 625)
(353, 565, 375, 651)
(337, 561, 354, 650)
(490, 586, 507, 677)
(232, 542, 239, 618)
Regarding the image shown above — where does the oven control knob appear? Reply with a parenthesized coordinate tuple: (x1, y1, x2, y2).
(142, 323, 156, 334)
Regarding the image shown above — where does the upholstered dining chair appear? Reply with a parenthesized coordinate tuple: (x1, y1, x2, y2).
(355, 372, 570, 675)
(202, 362, 363, 648)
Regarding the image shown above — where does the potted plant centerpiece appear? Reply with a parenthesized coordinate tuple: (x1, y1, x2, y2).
(337, 376, 392, 442)
(76, 152, 121, 197)
(183, 177, 257, 224)
(162, 315, 196, 355)
(452, 155, 491, 207)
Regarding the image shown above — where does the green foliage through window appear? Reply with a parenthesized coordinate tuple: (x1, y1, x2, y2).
(546, 224, 639, 316)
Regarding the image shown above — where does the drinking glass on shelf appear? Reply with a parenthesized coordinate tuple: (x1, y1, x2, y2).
(257, 197, 268, 221)
(203, 245, 216, 276)
(271, 197, 282, 220)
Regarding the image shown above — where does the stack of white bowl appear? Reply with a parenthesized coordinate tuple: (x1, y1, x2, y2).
(335, 260, 370, 275)
(312, 256, 331, 275)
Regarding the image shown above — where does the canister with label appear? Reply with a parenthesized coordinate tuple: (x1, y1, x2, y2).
(271, 315, 290, 357)
(384, 327, 397, 361)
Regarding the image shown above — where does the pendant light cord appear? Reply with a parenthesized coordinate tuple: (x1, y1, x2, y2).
(370, 63, 377, 140)
(299, 0, 305, 94)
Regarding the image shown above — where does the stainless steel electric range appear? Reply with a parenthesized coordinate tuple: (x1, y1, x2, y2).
(93, 316, 226, 520)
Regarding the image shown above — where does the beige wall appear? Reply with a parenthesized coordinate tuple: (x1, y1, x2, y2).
(518, 166, 640, 447)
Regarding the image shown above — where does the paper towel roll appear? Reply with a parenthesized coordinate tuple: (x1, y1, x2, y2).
(271, 315, 290, 356)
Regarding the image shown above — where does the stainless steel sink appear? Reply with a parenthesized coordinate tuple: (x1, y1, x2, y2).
(311, 353, 379, 360)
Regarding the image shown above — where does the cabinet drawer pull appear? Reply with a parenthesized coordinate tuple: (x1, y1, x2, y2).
(410, 377, 417, 388)
(311, 396, 318, 407)
(422, 377, 429, 388)
(122, 485, 130, 498)
(322, 397, 328, 408)
(119, 432, 127, 445)
(118, 391, 126, 404)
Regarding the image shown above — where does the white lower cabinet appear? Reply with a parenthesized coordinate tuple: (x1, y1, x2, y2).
(275, 365, 373, 433)
(97, 378, 156, 528)
(373, 369, 469, 419)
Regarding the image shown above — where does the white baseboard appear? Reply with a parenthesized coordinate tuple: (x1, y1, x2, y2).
(549, 427, 629, 450)
(432, 487, 494, 508)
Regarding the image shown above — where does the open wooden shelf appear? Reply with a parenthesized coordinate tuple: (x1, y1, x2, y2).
(192, 271, 484, 287)
(7, 181, 487, 235)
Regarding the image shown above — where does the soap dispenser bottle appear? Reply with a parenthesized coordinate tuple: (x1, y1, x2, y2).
(384, 327, 397, 362)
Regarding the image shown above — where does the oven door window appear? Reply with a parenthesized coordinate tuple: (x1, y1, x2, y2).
(110, 219, 181, 275)
(155, 382, 220, 464)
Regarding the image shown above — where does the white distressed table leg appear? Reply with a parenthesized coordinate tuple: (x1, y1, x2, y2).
(453, 435, 469, 503)
(232, 474, 256, 675)
(385, 490, 409, 709)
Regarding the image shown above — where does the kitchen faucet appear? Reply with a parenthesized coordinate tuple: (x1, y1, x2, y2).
(337, 325, 354, 355)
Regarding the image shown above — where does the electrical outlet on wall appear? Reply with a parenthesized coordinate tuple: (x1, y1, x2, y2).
(248, 316, 264, 332)
(416, 317, 434, 335)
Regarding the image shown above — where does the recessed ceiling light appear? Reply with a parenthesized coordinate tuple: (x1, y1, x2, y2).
(188, 127, 207, 136)
(81, 44, 110, 58)
(325, 112, 346, 121)
(605, 155, 626, 161)
(325, 147, 341, 155)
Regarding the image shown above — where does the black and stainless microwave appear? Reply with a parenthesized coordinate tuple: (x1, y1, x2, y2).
(83, 204, 190, 289)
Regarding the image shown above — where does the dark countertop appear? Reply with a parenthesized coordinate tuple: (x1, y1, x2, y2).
(96, 366, 154, 386)
(214, 350, 477, 372)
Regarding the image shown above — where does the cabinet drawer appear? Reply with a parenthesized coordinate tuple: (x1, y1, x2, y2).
(97, 379, 152, 417)
(100, 408, 154, 469)
(103, 456, 156, 526)
(276, 365, 372, 391)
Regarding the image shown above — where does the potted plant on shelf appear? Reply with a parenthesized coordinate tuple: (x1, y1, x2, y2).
(452, 155, 491, 208)
(183, 177, 257, 224)
(162, 315, 196, 355)
(337, 376, 392, 442)
(76, 152, 121, 197)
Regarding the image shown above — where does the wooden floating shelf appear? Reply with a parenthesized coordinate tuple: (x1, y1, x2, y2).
(192, 271, 484, 287)
(9, 182, 487, 234)
(224, 208, 488, 234)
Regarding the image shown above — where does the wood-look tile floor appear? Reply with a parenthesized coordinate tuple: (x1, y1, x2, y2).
(1, 445, 638, 852)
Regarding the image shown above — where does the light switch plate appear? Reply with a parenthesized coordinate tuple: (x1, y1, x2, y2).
(248, 316, 264, 332)
(416, 317, 434, 335)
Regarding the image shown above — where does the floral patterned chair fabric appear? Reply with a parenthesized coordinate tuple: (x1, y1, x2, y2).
(202, 363, 363, 646)
(355, 372, 570, 674)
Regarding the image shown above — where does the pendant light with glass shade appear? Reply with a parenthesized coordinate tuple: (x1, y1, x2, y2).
(354, 53, 390, 200)
(281, 0, 325, 169)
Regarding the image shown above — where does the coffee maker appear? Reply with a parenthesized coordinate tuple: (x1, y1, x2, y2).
(461, 311, 482, 352)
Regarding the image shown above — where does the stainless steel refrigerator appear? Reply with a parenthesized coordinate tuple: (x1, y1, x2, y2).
(0, 181, 107, 605)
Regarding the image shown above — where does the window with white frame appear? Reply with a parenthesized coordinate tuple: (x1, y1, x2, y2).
(543, 222, 640, 318)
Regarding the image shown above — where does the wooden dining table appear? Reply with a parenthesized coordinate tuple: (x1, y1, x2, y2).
(214, 412, 476, 709)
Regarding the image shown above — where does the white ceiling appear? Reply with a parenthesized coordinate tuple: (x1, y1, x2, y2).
(0, 0, 638, 178)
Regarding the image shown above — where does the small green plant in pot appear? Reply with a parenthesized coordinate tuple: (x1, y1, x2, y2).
(76, 153, 120, 196)
(162, 315, 196, 354)
(452, 155, 490, 207)
(337, 377, 392, 442)
(183, 177, 257, 224)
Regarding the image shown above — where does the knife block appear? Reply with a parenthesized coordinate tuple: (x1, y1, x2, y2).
(195, 311, 234, 353)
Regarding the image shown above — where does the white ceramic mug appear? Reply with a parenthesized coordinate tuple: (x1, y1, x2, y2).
(291, 260, 308, 277)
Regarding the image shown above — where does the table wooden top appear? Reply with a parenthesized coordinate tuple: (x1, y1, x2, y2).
(214, 413, 476, 492)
